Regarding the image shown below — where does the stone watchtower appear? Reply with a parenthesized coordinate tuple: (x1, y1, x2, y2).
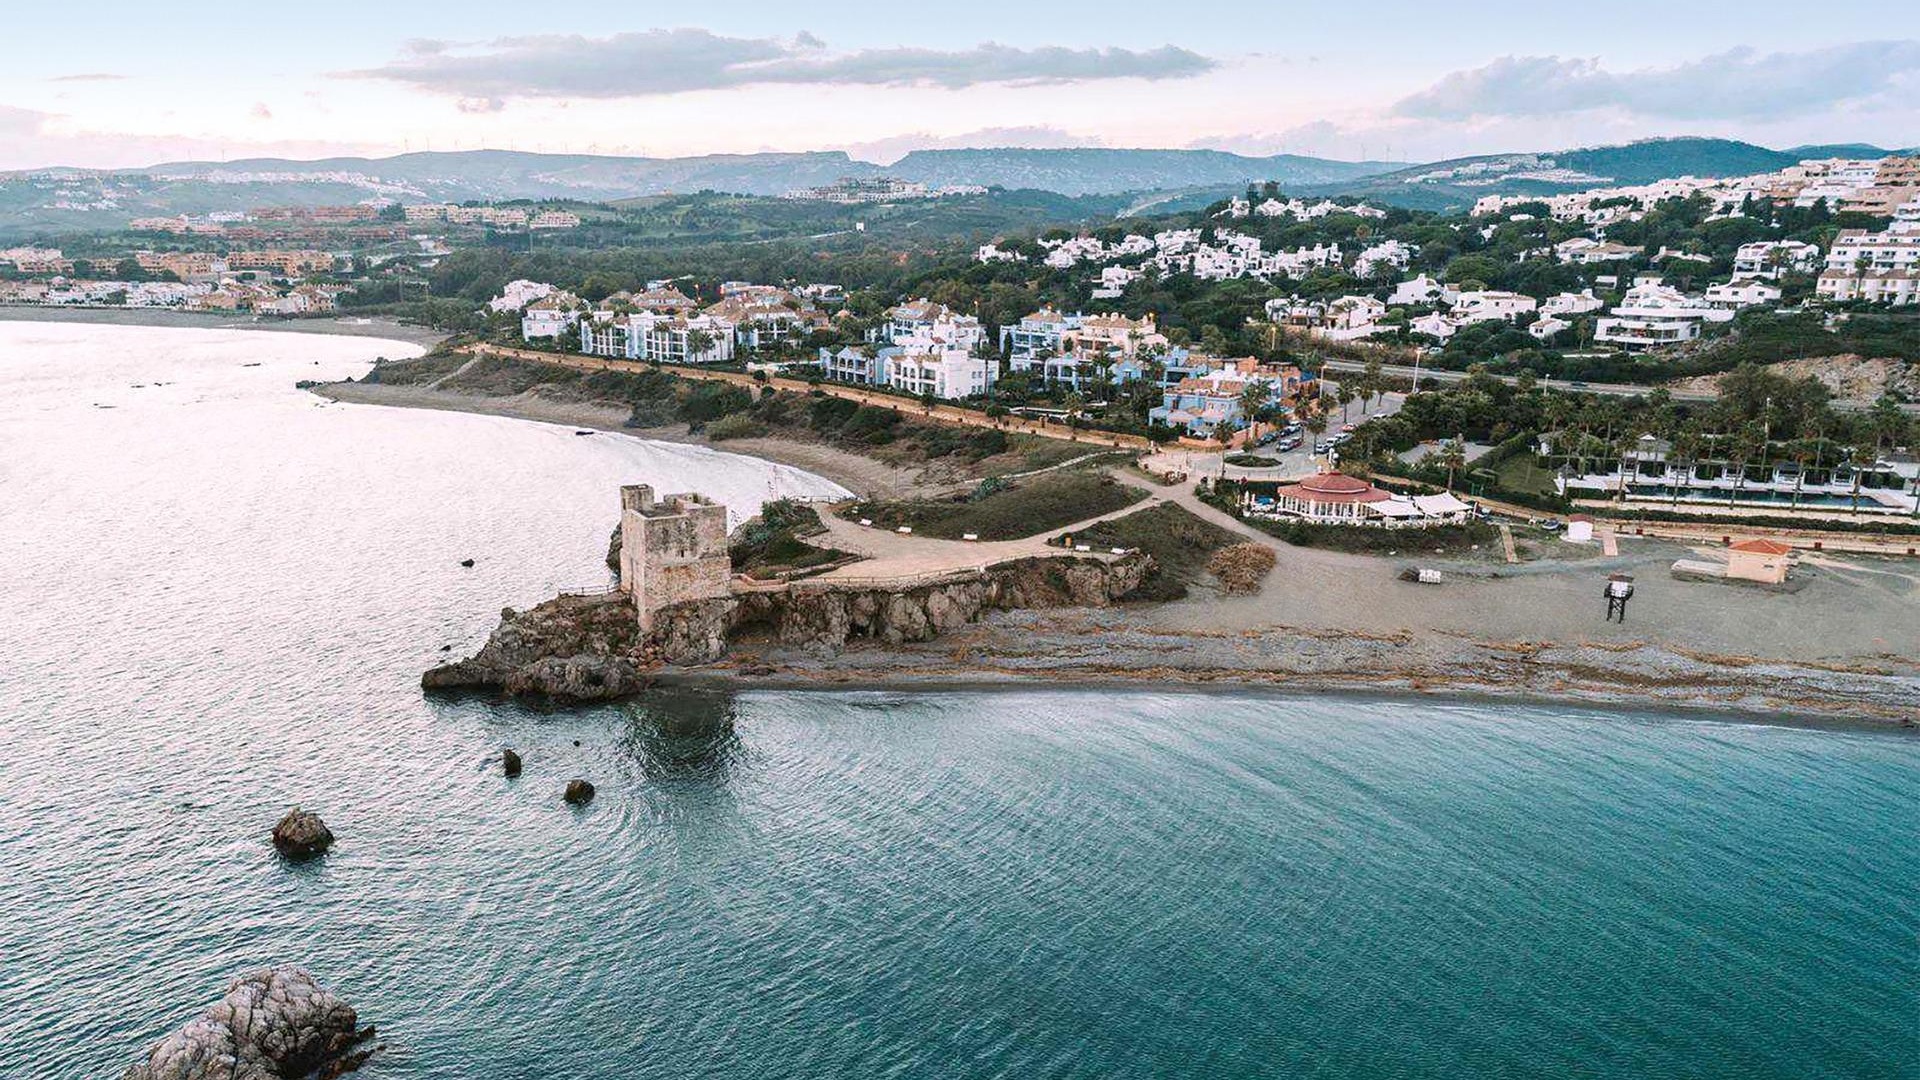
(617, 485, 732, 631)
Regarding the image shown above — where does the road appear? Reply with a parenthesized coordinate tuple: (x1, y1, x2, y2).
(460, 343, 1156, 450)
(1317, 358, 1918, 415)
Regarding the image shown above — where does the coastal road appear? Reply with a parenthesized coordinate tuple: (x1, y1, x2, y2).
(1318, 358, 1919, 415)
(461, 343, 1156, 451)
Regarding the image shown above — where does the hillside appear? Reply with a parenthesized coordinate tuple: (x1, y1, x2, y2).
(1305, 137, 1833, 212)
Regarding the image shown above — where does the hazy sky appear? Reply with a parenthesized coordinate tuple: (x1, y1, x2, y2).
(2, 1, 1914, 169)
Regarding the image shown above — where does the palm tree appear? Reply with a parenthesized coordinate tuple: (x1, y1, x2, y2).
(1236, 379, 1271, 444)
(1435, 437, 1467, 492)
(1337, 385, 1356, 423)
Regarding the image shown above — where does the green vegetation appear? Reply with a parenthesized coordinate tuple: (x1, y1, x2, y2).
(729, 500, 850, 577)
(845, 471, 1145, 541)
(1247, 517, 1501, 556)
(1068, 503, 1249, 601)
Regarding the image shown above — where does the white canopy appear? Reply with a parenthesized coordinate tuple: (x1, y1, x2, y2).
(1413, 493, 1472, 516)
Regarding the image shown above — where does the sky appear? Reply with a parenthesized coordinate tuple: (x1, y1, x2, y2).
(2, 1, 1915, 170)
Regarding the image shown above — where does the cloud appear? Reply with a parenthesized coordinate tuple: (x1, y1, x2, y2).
(0, 104, 381, 171)
(250, 102, 273, 121)
(49, 73, 127, 83)
(846, 125, 1100, 164)
(1395, 41, 1920, 121)
(456, 97, 504, 114)
(356, 28, 1216, 100)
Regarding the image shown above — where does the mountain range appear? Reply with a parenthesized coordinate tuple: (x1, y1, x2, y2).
(0, 138, 1908, 234)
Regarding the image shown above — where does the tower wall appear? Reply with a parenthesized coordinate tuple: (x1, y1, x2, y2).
(618, 485, 732, 630)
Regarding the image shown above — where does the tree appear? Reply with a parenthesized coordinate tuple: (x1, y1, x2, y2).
(1435, 438, 1467, 491)
(1337, 384, 1355, 422)
(1238, 379, 1271, 443)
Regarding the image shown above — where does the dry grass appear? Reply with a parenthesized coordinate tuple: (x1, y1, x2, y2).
(1206, 543, 1277, 595)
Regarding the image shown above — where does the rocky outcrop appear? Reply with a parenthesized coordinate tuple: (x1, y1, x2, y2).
(270, 809, 333, 859)
(422, 592, 644, 701)
(564, 779, 596, 805)
(502, 749, 522, 777)
(123, 966, 375, 1080)
(426, 554, 1151, 697)
(728, 554, 1152, 652)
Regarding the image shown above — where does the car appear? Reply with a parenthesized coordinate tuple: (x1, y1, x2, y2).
(1569, 380, 1589, 389)
(1313, 441, 1331, 455)
(1341, 423, 1356, 433)
(1282, 423, 1302, 436)
(1330, 432, 1353, 444)
(1277, 437, 1302, 451)
(1257, 431, 1279, 446)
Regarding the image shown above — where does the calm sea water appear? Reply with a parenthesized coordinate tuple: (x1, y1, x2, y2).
(1, 321, 1914, 1079)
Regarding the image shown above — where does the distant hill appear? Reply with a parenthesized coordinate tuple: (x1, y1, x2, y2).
(1303, 137, 1841, 212)
(885, 148, 1401, 197)
(0, 147, 1403, 234)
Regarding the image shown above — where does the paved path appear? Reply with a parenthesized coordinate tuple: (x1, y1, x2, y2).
(462, 343, 1155, 450)
(803, 487, 1169, 584)
(1499, 524, 1519, 563)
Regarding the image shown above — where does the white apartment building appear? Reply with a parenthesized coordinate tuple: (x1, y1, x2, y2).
(876, 299, 986, 352)
(1354, 240, 1415, 277)
(488, 279, 556, 313)
(1593, 280, 1731, 349)
(1091, 265, 1141, 299)
(884, 348, 996, 400)
(1702, 279, 1783, 310)
(1389, 274, 1445, 306)
(1529, 314, 1573, 340)
(580, 312, 736, 363)
(1817, 269, 1920, 305)
(1542, 290, 1605, 316)
(520, 294, 582, 339)
(1733, 240, 1821, 278)
(1448, 290, 1538, 324)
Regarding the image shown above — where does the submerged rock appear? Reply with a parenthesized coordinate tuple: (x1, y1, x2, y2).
(502, 748, 523, 777)
(564, 779, 596, 805)
(122, 965, 375, 1080)
(270, 808, 333, 859)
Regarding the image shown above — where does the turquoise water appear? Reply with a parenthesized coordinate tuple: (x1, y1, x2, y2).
(2, 323, 1915, 1078)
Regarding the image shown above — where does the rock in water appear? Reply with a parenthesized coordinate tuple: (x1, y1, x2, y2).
(459, 558, 475, 568)
(271, 808, 334, 859)
(502, 749, 523, 777)
(563, 779, 595, 805)
(123, 965, 374, 1080)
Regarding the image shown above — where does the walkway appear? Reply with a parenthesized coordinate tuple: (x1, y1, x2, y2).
(460, 343, 1154, 450)
(801, 486, 1170, 585)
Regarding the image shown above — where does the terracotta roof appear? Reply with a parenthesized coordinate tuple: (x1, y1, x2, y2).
(1730, 539, 1793, 556)
(1277, 471, 1391, 505)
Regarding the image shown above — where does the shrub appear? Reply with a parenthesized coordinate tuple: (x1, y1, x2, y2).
(706, 413, 768, 440)
(1206, 543, 1277, 594)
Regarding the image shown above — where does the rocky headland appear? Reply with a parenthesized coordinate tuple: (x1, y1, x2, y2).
(424, 554, 1151, 701)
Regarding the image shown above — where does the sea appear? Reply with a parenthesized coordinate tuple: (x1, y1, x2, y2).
(1, 320, 1914, 1079)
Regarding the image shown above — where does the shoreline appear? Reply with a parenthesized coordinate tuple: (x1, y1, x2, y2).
(638, 672, 1913, 736)
(316, 378, 947, 499)
(0, 304, 449, 348)
(317, 367, 1918, 725)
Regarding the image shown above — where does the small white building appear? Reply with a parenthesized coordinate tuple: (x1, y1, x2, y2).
(884, 349, 996, 400)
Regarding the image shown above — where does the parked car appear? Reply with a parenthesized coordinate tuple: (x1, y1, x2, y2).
(1340, 423, 1356, 433)
(1277, 436, 1301, 451)
(1314, 441, 1332, 455)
